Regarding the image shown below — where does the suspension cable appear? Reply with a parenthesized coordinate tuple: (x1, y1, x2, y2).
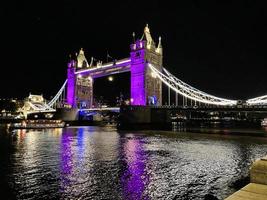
(148, 63, 237, 106)
(48, 79, 68, 107)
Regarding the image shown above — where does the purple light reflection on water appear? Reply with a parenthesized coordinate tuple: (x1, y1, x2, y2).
(77, 128, 84, 160)
(121, 137, 149, 200)
(60, 130, 73, 191)
(59, 128, 87, 197)
(67, 61, 76, 107)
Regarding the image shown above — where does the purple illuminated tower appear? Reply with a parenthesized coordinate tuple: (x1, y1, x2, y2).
(130, 40, 146, 105)
(67, 49, 93, 108)
(67, 60, 76, 107)
(130, 24, 163, 106)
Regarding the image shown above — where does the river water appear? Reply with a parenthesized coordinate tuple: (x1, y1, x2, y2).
(1, 126, 267, 200)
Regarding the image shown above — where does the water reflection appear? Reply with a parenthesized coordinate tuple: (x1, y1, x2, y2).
(77, 128, 84, 161)
(1, 127, 267, 199)
(121, 135, 149, 200)
(60, 128, 93, 199)
(17, 129, 26, 143)
(60, 129, 73, 185)
(59, 127, 122, 199)
(9, 129, 64, 199)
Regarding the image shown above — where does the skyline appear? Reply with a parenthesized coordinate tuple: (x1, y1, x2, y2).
(1, 1, 266, 100)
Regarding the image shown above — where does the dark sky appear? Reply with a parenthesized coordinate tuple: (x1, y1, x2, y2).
(0, 0, 266, 100)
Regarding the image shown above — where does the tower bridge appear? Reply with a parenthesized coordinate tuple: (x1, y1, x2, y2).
(64, 24, 248, 109)
(67, 24, 163, 108)
(22, 25, 267, 121)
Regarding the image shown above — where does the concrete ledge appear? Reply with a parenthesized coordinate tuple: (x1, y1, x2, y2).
(250, 157, 267, 185)
(225, 156, 267, 200)
(225, 183, 267, 200)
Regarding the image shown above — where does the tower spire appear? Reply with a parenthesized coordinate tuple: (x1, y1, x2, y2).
(156, 36, 162, 54)
(143, 24, 155, 49)
(77, 48, 89, 68)
(132, 32, 135, 43)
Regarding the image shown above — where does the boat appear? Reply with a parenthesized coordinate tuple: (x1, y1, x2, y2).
(261, 118, 267, 127)
(9, 119, 65, 129)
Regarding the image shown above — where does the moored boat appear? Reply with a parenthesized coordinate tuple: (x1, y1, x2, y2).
(10, 119, 65, 129)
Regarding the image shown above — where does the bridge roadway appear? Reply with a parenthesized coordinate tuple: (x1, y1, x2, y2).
(27, 104, 267, 119)
(54, 105, 267, 127)
(81, 104, 267, 112)
(118, 105, 267, 117)
(150, 105, 267, 112)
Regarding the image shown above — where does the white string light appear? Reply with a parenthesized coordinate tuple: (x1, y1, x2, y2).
(148, 63, 237, 106)
(246, 95, 267, 105)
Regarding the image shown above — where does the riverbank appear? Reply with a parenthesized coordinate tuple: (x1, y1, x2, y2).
(225, 156, 267, 200)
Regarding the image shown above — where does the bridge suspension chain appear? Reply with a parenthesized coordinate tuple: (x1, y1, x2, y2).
(148, 63, 237, 106)
(47, 79, 68, 107)
(162, 67, 237, 105)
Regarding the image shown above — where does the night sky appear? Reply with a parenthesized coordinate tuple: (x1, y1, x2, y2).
(1, 1, 266, 100)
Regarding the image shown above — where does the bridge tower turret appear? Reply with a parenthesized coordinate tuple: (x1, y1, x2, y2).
(67, 49, 93, 108)
(130, 24, 163, 106)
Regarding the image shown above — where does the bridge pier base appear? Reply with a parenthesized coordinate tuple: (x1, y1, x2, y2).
(55, 108, 79, 121)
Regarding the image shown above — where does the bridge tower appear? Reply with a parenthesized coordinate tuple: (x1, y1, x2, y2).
(67, 49, 93, 108)
(67, 59, 76, 107)
(130, 24, 163, 106)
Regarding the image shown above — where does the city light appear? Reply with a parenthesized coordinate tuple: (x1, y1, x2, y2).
(151, 71, 157, 78)
(108, 76, 113, 81)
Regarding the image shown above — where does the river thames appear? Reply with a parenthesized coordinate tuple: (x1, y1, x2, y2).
(1, 126, 267, 200)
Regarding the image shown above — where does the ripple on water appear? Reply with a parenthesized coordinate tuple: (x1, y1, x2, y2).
(1, 127, 267, 199)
